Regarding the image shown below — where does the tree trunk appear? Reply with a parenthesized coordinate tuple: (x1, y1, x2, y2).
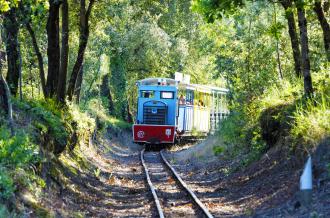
(313, 1, 330, 61)
(25, 21, 47, 97)
(3, 8, 21, 96)
(100, 74, 115, 115)
(0, 47, 9, 115)
(273, 2, 283, 80)
(296, 0, 313, 96)
(280, 0, 302, 77)
(74, 66, 84, 103)
(67, 0, 95, 101)
(126, 103, 133, 123)
(57, 0, 69, 103)
(0, 74, 14, 135)
(46, 0, 61, 98)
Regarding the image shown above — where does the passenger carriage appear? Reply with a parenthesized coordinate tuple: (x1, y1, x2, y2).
(133, 77, 229, 144)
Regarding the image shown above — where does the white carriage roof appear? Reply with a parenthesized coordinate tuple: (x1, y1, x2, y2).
(197, 84, 229, 93)
(137, 77, 229, 93)
(180, 83, 229, 94)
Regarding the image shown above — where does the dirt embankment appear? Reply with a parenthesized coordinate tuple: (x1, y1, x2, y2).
(165, 137, 330, 217)
(21, 128, 329, 217)
(25, 129, 154, 217)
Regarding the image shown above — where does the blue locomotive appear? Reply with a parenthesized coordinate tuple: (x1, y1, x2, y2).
(133, 78, 228, 144)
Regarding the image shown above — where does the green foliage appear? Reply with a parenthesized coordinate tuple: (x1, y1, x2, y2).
(267, 22, 285, 40)
(67, 102, 95, 137)
(327, 163, 330, 177)
(15, 99, 68, 148)
(0, 126, 42, 201)
(219, 111, 247, 148)
(192, 0, 244, 22)
(291, 95, 330, 148)
(0, 204, 11, 217)
(213, 145, 224, 156)
(0, 169, 14, 200)
(219, 68, 330, 163)
(85, 98, 131, 131)
(94, 168, 101, 178)
(0, 128, 39, 167)
(12, 98, 96, 154)
(0, 0, 10, 12)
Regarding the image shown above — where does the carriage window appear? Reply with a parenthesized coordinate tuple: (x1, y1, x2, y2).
(186, 90, 194, 105)
(141, 91, 154, 98)
(161, 91, 174, 99)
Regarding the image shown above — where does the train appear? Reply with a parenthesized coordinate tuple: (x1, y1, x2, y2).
(133, 77, 229, 144)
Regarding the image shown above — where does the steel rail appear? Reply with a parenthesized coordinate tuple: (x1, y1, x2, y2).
(160, 150, 214, 218)
(140, 149, 164, 218)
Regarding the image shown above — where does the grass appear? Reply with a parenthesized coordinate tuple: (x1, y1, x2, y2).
(291, 94, 330, 148)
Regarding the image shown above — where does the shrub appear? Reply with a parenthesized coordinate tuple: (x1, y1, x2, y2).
(13, 98, 68, 152)
(0, 127, 39, 167)
(0, 204, 10, 217)
(0, 126, 41, 201)
(85, 98, 131, 131)
(213, 145, 224, 156)
(67, 102, 95, 138)
(0, 169, 14, 200)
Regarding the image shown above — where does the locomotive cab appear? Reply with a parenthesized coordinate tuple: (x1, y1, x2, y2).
(133, 78, 178, 144)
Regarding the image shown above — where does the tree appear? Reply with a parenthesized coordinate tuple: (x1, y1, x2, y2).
(100, 73, 114, 115)
(295, 0, 313, 96)
(67, 0, 95, 101)
(279, 0, 302, 77)
(25, 21, 47, 96)
(0, 31, 13, 134)
(46, 0, 61, 97)
(313, 0, 330, 61)
(57, 0, 69, 103)
(3, 7, 21, 95)
(191, 0, 244, 23)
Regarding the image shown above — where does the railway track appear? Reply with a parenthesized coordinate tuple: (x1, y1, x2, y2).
(141, 149, 214, 218)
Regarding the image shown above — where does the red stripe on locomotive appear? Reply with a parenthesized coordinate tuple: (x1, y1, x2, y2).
(133, 125, 175, 144)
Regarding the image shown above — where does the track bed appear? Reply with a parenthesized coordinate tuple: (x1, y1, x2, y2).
(141, 150, 212, 218)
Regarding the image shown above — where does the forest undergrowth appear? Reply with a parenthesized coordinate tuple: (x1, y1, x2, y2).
(217, 66, 330, 175)
(0, 97, 129, 216)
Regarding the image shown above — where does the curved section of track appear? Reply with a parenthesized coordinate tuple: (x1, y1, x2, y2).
(141, 149, 214, 218)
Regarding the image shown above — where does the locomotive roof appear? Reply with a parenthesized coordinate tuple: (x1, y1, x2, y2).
(137, 78, 178, 86)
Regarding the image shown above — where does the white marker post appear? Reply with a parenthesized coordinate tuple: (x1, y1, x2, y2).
(299, 156, 312, 206)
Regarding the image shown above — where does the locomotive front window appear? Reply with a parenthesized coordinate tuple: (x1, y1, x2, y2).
(141, 90, 154, 98)
(161, 91, 174, 99)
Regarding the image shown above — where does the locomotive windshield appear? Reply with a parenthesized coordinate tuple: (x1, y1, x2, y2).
(160, 91, 174, 99)
(140, 90, 154, 98)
